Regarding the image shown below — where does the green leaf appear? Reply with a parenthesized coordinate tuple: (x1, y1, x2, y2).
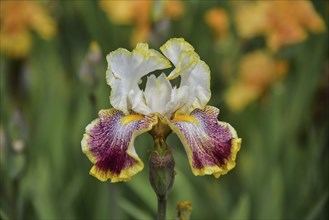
(306, 191, 329, 220)
(119, 197, 153, 220)
(230, 194, 250, 220)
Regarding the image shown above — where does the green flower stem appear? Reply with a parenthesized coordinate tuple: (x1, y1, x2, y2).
(157, 196, 167, 220)
(149, 147, 175, 220)
(149, 138, 175, 220)
(149, 121, 175, 220)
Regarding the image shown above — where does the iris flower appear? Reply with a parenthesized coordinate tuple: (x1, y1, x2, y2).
(81, 38, 241, 182)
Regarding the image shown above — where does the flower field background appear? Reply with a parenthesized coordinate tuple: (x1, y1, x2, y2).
(0, 1, 328, 219)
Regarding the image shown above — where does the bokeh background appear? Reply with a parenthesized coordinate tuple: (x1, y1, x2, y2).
(0, 0, 328, 219)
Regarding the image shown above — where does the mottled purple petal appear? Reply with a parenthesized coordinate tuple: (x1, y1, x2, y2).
(81, 109, 157, 182)
(168, 106, 241, 178)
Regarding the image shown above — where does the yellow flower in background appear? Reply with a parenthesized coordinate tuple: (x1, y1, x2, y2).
(100, 0, 151, 47)
(176, 201, 192, 220)
(0, 1, 56, 58)
(234, 0, 326, 51)
(204, 8, 230, 41)
(163, 0, 185, 20)
(234, 2, 266, 39)
(225, 51, 288, 112)
(99, 0, 151, 25)
(99, 0, 185, 47)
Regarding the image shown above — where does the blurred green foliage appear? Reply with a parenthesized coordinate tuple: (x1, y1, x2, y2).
(0, 1, 328, 220)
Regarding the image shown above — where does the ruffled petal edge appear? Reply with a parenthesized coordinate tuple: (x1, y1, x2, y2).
(166, 106, 242, 178)
(81, 109, 158, 182)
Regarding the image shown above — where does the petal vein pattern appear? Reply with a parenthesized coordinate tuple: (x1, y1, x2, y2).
(81, 109, 157, 182)
(167, 106, 241, 178)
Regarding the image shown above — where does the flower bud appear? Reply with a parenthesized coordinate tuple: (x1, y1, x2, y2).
(149, 145, 175, 200)
(176, 201, 192, 220)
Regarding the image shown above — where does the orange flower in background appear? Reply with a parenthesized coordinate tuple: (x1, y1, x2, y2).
(225, 51, 288, 112)
(0, 1, 56, 58)
(99, 0, 185, 47)
(234, 0, 326, 51)
(204, 8, 230, 40)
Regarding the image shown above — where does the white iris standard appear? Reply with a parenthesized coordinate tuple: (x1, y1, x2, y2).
(106, 38, 210, 117)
